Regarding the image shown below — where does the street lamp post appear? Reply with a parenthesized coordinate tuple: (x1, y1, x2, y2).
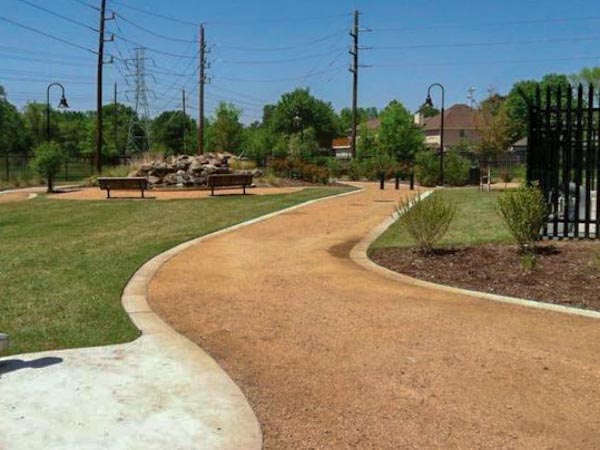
(425, 83, 445, 186)
(46, 82, 70, 141)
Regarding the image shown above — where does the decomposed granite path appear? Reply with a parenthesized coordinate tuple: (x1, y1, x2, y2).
(149, 182, 600, 449)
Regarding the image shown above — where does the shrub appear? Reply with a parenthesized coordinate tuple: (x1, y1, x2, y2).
(443, 152, 470, 186)
(31, 142, 67, 193)
(415, 150, 470, 186)
(396, 193, 456, 255)
(414, 150, 439, 187)
(497, 185, 548, 253)
(229, 159, 257, 172)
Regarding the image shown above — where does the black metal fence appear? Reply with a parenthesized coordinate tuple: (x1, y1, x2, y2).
(527, 84, 599, 239)
(0, 154, 117, 184)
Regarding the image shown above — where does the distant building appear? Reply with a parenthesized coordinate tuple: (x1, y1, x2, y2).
(332, 137, 351, 160)
(331, 118, 382, 159)
(331, 105, 484, 158)
(422, 104, 484, 151)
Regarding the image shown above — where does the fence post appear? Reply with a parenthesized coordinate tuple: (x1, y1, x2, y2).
(379, 172, 385, 190)
(394, 172, 400, 190)
(409, 172, 414, 191)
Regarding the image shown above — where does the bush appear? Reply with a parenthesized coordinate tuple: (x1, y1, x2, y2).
(31, 142, 67, 193)
(270, 158, 329, 184)
(414, 150, 439, 186)
(497, 185, 548, 253)
(443, 152, 470, 186)
(396, 193, 456, 255)
(415, 150, 469, 186)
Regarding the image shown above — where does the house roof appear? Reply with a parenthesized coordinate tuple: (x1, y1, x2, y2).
(512, 137, 528, 147)
(332, 137, 350, 149)
(423, 104, 483, 131)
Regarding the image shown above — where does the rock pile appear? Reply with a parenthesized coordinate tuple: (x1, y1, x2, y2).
(129, 152, 260, 187)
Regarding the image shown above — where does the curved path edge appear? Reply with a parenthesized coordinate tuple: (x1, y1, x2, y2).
(122, 185, 364, 449)
(350, 191, 600, 321)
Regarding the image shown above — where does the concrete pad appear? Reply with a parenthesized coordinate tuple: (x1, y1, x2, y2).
(0, 335, 260, 449)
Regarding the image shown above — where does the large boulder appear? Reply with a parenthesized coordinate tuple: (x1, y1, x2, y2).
(163, 173, 178, 185)
(148, 175, 162, 186)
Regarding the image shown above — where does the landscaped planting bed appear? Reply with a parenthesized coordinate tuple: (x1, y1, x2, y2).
(371, 188, 600, 311)
(371, 242, 600, 311)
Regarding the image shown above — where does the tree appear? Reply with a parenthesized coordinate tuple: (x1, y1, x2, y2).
(31, 142, 67, 192)
(378, 100, 425, 163)
(417, 103, 440, 119)
(356, 120, 379, 159)
(338, 106, 379, 132)
(152, 110, 197, 155)
(505, 74, 570, 142)
(0, 86, 29, 155)
(23, 102, 48, 148)
(243, 125, 281, 165)
(570, 66, 600, 91)
(210, 102, 244, 153)
(56, 111, 93, 158)
(267, 88, 339, 147)
(477, 95, 512, 156)
(102, 103, 144, 158)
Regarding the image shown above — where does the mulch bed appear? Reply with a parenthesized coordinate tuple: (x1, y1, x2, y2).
(371, 241, 600, 311)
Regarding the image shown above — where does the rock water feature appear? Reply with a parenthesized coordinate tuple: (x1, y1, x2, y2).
(129, 152, 261, 188)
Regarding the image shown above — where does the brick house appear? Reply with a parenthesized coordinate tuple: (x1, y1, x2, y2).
(419, 104, 484, 151)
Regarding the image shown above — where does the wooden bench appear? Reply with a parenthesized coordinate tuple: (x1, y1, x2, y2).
(98, 177, 148, 199)
(207, 174, 253, 196)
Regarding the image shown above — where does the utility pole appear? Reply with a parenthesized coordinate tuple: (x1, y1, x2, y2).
(95, 0, 113, 174)
(349, 10, 359, 159)
(198, 24, 206, 155)
(182, 88, 187, 153)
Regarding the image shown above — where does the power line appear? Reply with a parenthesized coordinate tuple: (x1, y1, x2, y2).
(112, 21, 196, 59)
(216, 30, 344, 52)
(0, 15, 98, 54)
(114, 13, 196, 43)
(209, 83, 270, 104)
(14, 0, 98, 32)
(371, 16, 600, 32)
(0, 53, 94, 67)
(371, 35, 600, 51)
(370, 54, 600, 68)
(217, 48, 346, 65)
(109, 1, 350, 27)
(214, 65, 345, 83)
(69, 0, 98, 11)
(0, 45, 94, 62)
(109, 0, 199, 27)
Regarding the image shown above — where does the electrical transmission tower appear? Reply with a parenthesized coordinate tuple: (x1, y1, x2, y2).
(125, 48, 153, 154)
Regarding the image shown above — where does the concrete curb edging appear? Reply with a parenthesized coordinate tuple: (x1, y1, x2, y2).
(350, 191, 600, 321)
(122, 185, 364, 449)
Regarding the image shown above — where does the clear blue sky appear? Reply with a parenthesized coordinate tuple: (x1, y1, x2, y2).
(1, 0, 599, 123)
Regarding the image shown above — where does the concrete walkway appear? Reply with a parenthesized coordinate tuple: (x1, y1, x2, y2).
(148, 182, 600, 449)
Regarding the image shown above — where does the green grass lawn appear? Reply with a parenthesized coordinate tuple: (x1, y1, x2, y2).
(0, 187, 352, 356)
(371, 188, 513, 250)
